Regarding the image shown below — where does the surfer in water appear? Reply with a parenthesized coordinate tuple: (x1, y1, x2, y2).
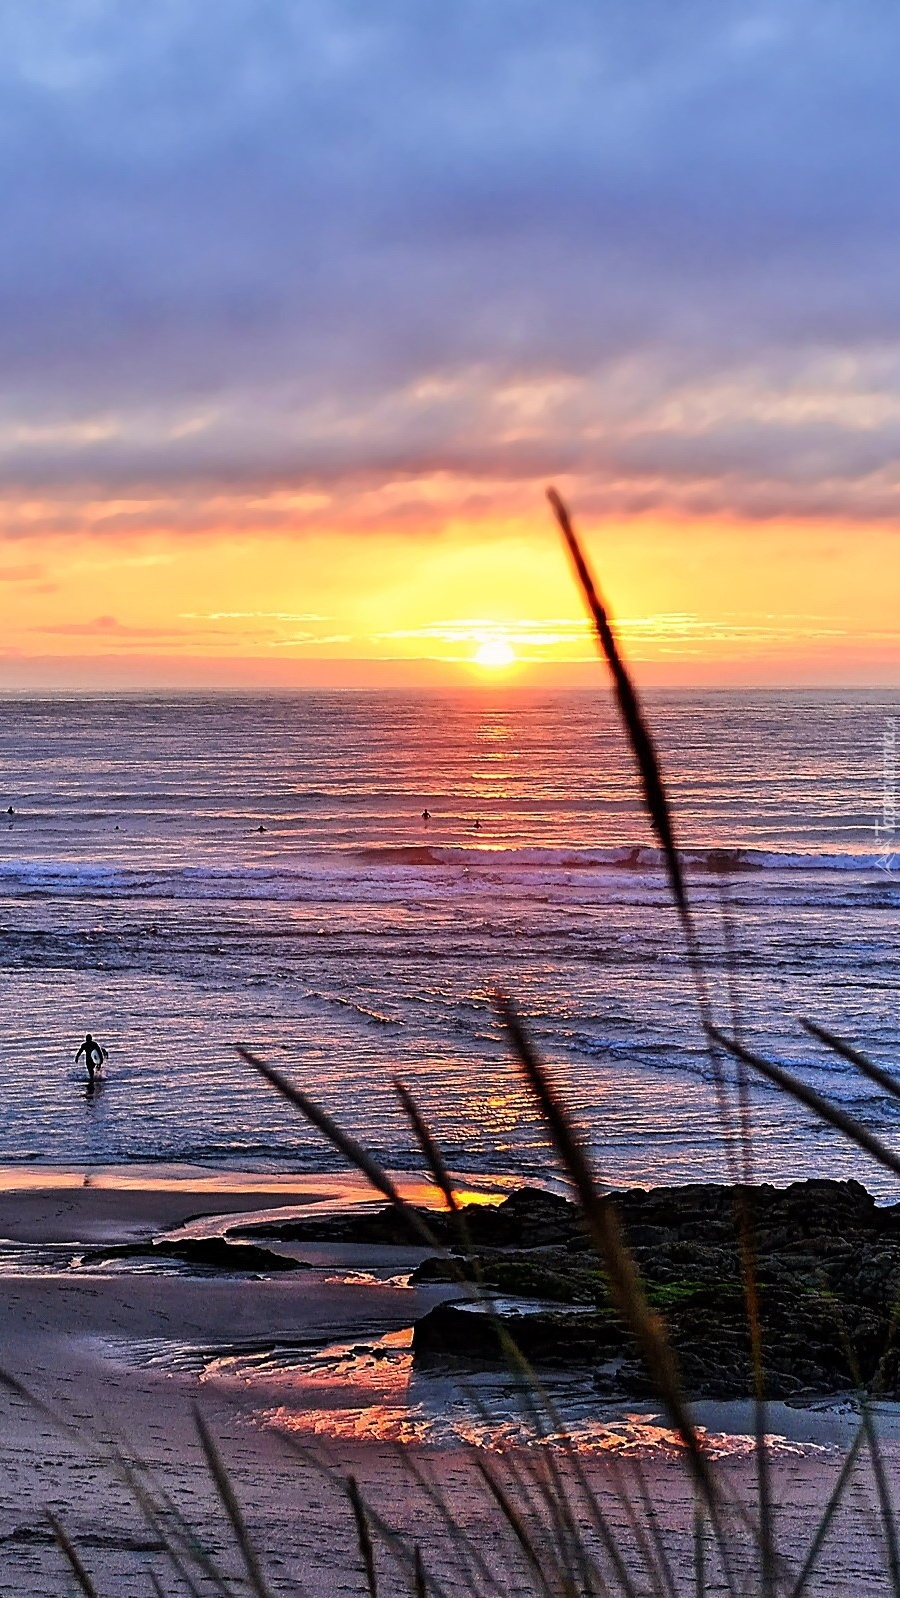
(75, 1033, 106, 1085)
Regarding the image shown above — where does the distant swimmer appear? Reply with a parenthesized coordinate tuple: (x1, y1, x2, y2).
(6, 807, 12, 816)
(75, 1033, 107, 1084)
(422, 809, 430, 821)
(257, 824, 267, 833)
(473, 818, 481, 831)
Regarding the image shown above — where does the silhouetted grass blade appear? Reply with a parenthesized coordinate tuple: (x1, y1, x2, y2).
(733, 1190, 776, 1597)
(802, 1019, 900, 1104)
(498, 991, 718, 1507)
(46, 1514, 100, 1598)
(392, 1075, 495, 1275)
(393, 1449, 501, 1595)
(394, 1077, 459, 1215)
(693, 1506, 706, 1598)
(788, 1423, 865, 1598)
(238, 1045, 443, 1249)
(608, 1459, 675, 1598)
(474, 1456, 560, 1598)
(347, 1475, 380, 1598)
(0, 1365, 230, 1598)
(193, 1406, 276, 1598)
(860, 1401, 900, 1596)
(272, 1432, 462, 1598)
(707, 1026, 900, 1182)
(629, 1459, 680, 1598)
(546, 486, 690, 934)
(108, 1444, 231, 1597)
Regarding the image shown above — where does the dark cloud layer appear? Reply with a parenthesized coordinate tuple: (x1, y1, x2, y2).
(1, 0, 900, 518)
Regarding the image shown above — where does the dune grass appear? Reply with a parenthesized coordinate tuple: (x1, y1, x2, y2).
(223, 492, 900, 1591)
(7, 487, 900, 1595)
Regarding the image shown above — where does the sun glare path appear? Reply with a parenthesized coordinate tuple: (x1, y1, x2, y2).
(473, 639, 516, 669)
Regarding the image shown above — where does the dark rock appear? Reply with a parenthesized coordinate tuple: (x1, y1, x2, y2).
(81, 1238, 307, 1273)
(229, 1186, 579, 1248)
(407, 1178, 900, 1400)
(413, 1302, 623, 1367)
(459, 1188, 579, 1248)
(229, 1206, 444, 1246)
(410, 1250, 603, 1303)
(162, 1238, 306, 1272)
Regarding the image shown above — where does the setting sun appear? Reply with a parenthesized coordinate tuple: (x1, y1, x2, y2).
(473, 638, 516, 669)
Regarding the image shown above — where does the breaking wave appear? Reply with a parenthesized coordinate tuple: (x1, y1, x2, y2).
(0, 843, 888, 904)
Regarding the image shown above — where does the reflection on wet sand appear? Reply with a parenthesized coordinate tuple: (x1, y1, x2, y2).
(194, 1326, 833, 1459)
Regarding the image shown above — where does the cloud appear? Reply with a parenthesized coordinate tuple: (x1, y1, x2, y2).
(33, 614, 202, 639)
(180, 610, 331, 622)
(31, 612, 276, 643)
(1, 2, 900, 523)
(0, 561, 45, 581)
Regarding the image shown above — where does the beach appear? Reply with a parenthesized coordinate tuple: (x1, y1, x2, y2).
(1, 1166, 898, 1595)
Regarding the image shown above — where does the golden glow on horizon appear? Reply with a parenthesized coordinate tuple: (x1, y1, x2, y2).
(0, 498, 897, 686)
(473, 638, 516, 669)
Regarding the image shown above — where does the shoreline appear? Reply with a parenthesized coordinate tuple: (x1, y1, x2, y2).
(0, 1160, 521, 1199)
(0, 1168, 898, 1593)
(0, 1163, 517, 1244)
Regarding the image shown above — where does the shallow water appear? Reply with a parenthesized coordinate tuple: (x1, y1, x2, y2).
(0, 688, 898, 1190)
(89, 1322, 847, 1459)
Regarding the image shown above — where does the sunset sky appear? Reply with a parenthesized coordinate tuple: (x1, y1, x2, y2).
(2, 2, 899, 688)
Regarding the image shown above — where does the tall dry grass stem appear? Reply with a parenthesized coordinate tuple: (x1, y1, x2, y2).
(193, 1406, 277, 1598)
(497, 991, 715, 1506)
(546, 487, 691, 945)
(347, 1474, 380, 1598)
(46, 1513, 100, 1598)
(801, 1021, 900, 1104)
(707, 1026, 900, 1184)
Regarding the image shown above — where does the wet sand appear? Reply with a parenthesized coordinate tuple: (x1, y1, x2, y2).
(0, 1163, 511, 1244)
(0, 1168, 897, 1595)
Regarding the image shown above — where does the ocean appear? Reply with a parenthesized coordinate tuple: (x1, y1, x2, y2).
(0, 687, 898, 1193)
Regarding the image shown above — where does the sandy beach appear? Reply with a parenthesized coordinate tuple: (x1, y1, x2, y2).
(0, 1166, 897, 1595)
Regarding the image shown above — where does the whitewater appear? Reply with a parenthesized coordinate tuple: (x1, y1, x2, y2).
(0, 687, 898, 1191)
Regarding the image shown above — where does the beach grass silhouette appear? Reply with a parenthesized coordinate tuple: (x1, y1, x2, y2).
(6, 488, 900, 1595)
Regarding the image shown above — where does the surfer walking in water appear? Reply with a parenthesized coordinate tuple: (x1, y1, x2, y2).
(75, 1033, 106, 1085)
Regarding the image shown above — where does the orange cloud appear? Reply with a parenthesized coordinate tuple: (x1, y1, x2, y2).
(0, 486, 892, 689)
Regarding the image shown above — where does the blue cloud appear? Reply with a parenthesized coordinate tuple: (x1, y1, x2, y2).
(0, 0, 898, 515)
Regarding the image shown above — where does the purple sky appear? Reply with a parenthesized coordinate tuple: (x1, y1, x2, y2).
(0, 1, 897, 523)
